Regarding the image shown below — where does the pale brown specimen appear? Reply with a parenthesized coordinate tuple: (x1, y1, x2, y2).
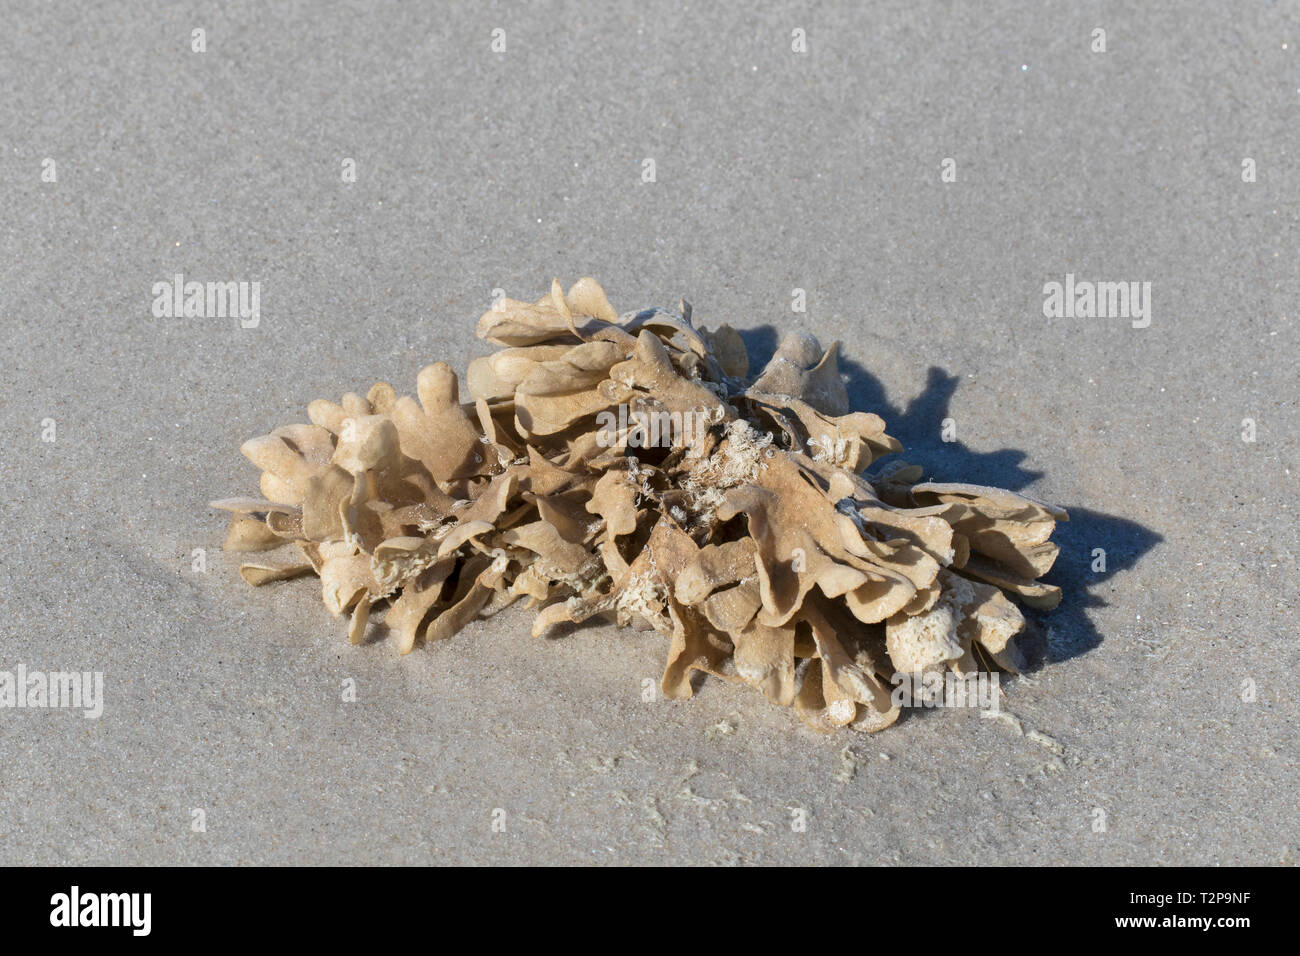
(213, 279, 1067, 733)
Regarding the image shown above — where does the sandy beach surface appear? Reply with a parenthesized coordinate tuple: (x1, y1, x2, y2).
(1, 1, 1295, 864)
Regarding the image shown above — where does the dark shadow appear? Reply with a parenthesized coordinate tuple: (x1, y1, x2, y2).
(737, 324, 1163, 669)
(740, 324, 782, 382)
(533, 617, 615, 642)
(745, 325, 1041, 491)
(874, 366, 1043, 491)
(1020, 508, 1163, 668)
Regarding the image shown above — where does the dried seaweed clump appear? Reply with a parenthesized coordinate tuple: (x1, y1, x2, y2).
(213, 278, 1067, 733)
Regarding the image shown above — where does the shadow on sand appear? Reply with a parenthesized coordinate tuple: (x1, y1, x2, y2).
(739, 324, 1162, 670)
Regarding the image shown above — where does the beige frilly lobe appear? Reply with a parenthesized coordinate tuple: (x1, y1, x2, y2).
(213, 278, 1067, 733)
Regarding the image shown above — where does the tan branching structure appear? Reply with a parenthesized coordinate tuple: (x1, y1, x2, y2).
(214, 279, 1067, 733)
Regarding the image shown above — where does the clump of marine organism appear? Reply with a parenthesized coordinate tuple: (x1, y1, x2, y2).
(213, 279, 1066, 732)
